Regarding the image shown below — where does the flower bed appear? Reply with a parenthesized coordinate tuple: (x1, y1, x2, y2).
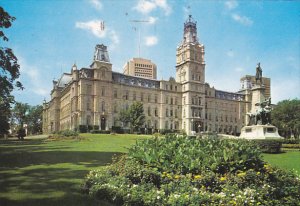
(82, 134, 300, 205)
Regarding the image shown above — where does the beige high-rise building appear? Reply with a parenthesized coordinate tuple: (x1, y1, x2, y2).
(123, 58, 157, 79)
(43, 15, 272, 135)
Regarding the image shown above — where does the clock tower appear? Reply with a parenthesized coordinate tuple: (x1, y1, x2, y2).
(176, 15, 206, 134)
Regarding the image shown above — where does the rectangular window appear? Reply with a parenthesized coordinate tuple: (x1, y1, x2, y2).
(114, 90, 117, 98)
(155, 95, 158, 103)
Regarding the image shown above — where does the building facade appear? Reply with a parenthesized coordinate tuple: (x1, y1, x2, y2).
(123, 58, 157, 79)
(43, 16, 271, 135)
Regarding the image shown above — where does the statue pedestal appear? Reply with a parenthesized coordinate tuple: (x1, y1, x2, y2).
(239, 125, 283, 140)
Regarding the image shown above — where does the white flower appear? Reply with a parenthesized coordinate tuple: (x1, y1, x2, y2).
(157, 195, 161, 200)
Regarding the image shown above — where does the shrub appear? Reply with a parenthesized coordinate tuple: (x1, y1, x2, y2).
(254, 139, 283, 153)
(93, 125, 99, 130)
(79, 125, 87, 133)
(83, 134, 300, 205)
(90, 130, 111, 134)
(111, 126, 123, 134)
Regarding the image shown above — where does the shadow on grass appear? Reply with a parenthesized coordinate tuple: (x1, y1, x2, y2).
(0, 139, 122, 206)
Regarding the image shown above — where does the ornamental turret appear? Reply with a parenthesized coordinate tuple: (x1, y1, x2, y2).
(94, 44, 110, 63)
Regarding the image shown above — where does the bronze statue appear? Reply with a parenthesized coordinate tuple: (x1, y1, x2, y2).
(255, 63, 263, 84)
(246, 97, 272, 126)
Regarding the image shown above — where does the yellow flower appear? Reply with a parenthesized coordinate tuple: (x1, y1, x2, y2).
(257, 171, 261, 175)
(237, 172, 246, 178)
(220, 176, 227, 181)
(194, 175, 202, 180)
(229, 200, 237, 205)
(174, 175, 180, 179)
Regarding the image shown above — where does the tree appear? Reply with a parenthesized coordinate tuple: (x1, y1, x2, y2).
(26, 105, 43, 134)
(0, 7, 23, 136)
(271, 99, 300, 139)
(129, 102, 146, 132)
(119, 102, 145, 133)
(119, 108, 130, 128)
(11, 102, 43, 135)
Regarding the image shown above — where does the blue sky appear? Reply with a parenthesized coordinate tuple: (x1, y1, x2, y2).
(2, 0, 300, 105)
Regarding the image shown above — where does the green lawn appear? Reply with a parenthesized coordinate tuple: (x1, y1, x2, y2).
(263, 150, 300, 174)
(0, 134, 150, 206)
(1, 134, 299, 206)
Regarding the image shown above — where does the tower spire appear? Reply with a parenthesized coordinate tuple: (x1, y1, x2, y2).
(183, 15, 198, 44)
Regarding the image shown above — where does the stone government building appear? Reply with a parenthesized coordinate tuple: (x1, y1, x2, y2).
(43, 16, 270, 135)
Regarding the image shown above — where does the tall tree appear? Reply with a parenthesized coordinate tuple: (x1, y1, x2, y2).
(271, 99, 300, 139)
(11, 102, 43, 135)
(26, 105, 43, 134)
(129, 102, 145, 132)
(0, 7, 23, 135)
(119, 102, 145, 133)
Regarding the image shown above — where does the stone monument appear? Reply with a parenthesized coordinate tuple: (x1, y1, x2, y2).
(240, 64, 283, 140)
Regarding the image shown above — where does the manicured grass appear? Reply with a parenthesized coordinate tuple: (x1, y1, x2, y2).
(263, 151, 300, 174)
(0, 134, 150, 206)
(1, 134, 299, 205)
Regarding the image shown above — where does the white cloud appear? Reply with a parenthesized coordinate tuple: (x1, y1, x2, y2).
(134, 0, 171, 16)
(155, 0, 171, 15)
(134, 0, 156, 14)
(231, 13, 253, 26)
(148, 16, 158, 24)
(225, 0, 238, 10)
(145, 36, 158, 46)
(75, 20, 106, 38)
(18, 57, 50, 96)
(89, 0, 102, 10)
(75, 20, 119, 50)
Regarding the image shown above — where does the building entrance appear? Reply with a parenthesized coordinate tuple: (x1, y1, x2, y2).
(101, 116, 106, 130)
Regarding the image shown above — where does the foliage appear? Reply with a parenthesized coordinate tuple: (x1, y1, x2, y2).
(83, 134, 300, 205)
(90, 130, 111, 134)
(11, 102, 43, 134)
(119, 108, 130, 127)
(78, 125, 94, 133)
(51, 129, 79, 137)
(119, 102, 145, 133)
(0, 7, 23, 135)
(282, 144, 300, 149)
(272, 99, 300, 139)
(253, 139, 283, 153)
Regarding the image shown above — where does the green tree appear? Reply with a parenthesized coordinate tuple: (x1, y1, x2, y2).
(0, 7, 23, 135)
(26, 105, 43, 134)
(119, 108, 130, 128)
(12, 102, 30, 126)
(11, 102, 43, 135)
(129, 102, 145, 132)
(119, 102, 145, 133)
(272, 99, 300, 139)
